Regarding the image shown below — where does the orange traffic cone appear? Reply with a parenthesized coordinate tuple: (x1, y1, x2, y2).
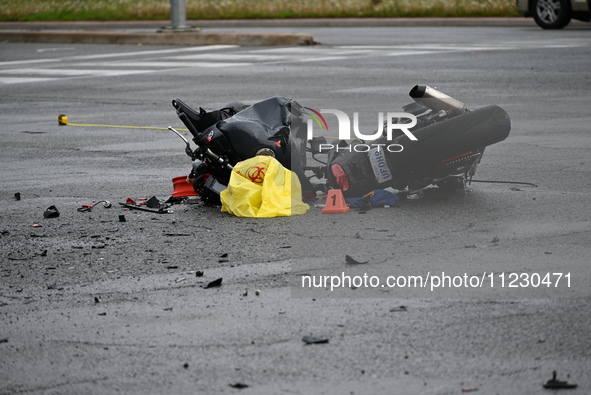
(322, 189, 350, 213)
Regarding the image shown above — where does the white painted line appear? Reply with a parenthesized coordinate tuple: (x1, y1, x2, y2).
(251, 47, 333, 54)
(0, 77, 56, 84)
(1, 68, 153, 76)
(169, 53, 287, 61)
(37, 47, 77, 53)
(384, 50, 442, 57)
(67, 45, 238, 61)
(70, 61, 253, 68)
(0, 59, 61, 67)
(298, 56, 348, 62)
(178, 62, 252, 67)
(0, 45, 238, 68)
(70, 61, 212, 68)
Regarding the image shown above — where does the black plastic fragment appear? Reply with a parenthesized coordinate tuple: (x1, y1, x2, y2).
(119, 202, 170, 214)
(146, 196, 162, 208)
(302, 335, 329, 345)
(204, 278, 223, 288)
(229, 383, 248, 389)
(345, 255, 368, 265)
(543, 371, 578, 390)
(43, 205, 60, 218)
(389, 306, 408, 312)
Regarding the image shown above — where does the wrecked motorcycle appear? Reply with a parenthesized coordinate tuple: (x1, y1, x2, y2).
(169, 85, 511, 203)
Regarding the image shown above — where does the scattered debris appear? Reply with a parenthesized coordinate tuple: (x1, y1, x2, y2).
(175, 277, 186, 283)
(120, 197, 172, 214)
(164, 307, 173, 311)
(183, 363, 189, 369)
(195, 271, 204, 277)
(302, 335, 329, 345)
(347, 189, 399, 209)
(220, 253, 229, 258)
(77, 200, 112, 212)
(242, 289, 248, 297)
(0, 338, 8, 344)
(255, 289, 260, 296)
(345, 255, 368, 265)
(14, 192, 21, 201)
(229, 382, 249, 389)
(166, 265, 179, 270)
(94, 296, 101, 303)
(406, 189, 424, 200)
(146, 196, 163, 208)
(43, 205, 60, 218)
(8, 255, 30, 261)
(461, 388, 479, 393)
(98, 312, 107, 316)
(204, 278, 223, 288)
(389, 306, 407, 312)
(32, 224, 42, 227)
(543, 371, 577, 390)
(119, 215, 127, 222)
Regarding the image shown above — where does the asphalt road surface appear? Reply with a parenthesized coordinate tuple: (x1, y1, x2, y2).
(1, 25, 590, 394)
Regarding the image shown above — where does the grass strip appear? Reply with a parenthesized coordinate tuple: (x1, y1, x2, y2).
(0, 0, 519, 22)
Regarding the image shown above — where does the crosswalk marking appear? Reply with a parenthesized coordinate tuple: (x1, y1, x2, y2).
(0, 40, 588, 85)
(1, 68, 153, 76)
(69, 61, 253, 68)
(0, 77, 55, 84)
(169, 53, 287, 61)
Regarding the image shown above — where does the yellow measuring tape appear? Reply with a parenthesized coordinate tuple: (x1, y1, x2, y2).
(57, 114, 188, 131)
(57, 114, 343, 139)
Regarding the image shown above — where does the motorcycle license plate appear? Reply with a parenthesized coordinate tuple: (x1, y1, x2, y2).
(368, 147, 392, 183)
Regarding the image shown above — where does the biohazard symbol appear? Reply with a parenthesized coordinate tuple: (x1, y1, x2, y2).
(244, 162, 267, 184)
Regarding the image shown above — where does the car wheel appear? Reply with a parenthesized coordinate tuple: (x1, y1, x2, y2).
(532, 0, 572, 29)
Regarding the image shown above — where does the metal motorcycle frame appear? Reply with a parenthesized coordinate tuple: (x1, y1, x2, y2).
(169, 85, 511, 203)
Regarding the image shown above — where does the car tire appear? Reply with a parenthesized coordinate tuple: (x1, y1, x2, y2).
(532, 0, 572, 29)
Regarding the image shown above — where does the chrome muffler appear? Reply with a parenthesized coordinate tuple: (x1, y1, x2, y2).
(409, 85, 468, 116)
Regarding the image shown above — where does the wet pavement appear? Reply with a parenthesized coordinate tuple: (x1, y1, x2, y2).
(1, 24, 591, 394)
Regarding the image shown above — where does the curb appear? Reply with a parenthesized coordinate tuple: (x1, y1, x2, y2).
(0, 18, 539, 30)
(0, 30, 317, 46)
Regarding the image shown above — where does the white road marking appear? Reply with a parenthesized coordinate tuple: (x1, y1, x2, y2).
(0, 40, 588, 85)
(69, 61, 252, 68)
(1, 68, 153, 76)
(169, 53, 287, 61)
(0, 77, 56, 84)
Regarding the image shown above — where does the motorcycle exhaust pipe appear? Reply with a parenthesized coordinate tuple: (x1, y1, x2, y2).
(409, 85, 468, 116)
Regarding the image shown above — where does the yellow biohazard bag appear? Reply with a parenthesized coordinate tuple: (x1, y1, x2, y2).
(220, 156, 310, 218)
